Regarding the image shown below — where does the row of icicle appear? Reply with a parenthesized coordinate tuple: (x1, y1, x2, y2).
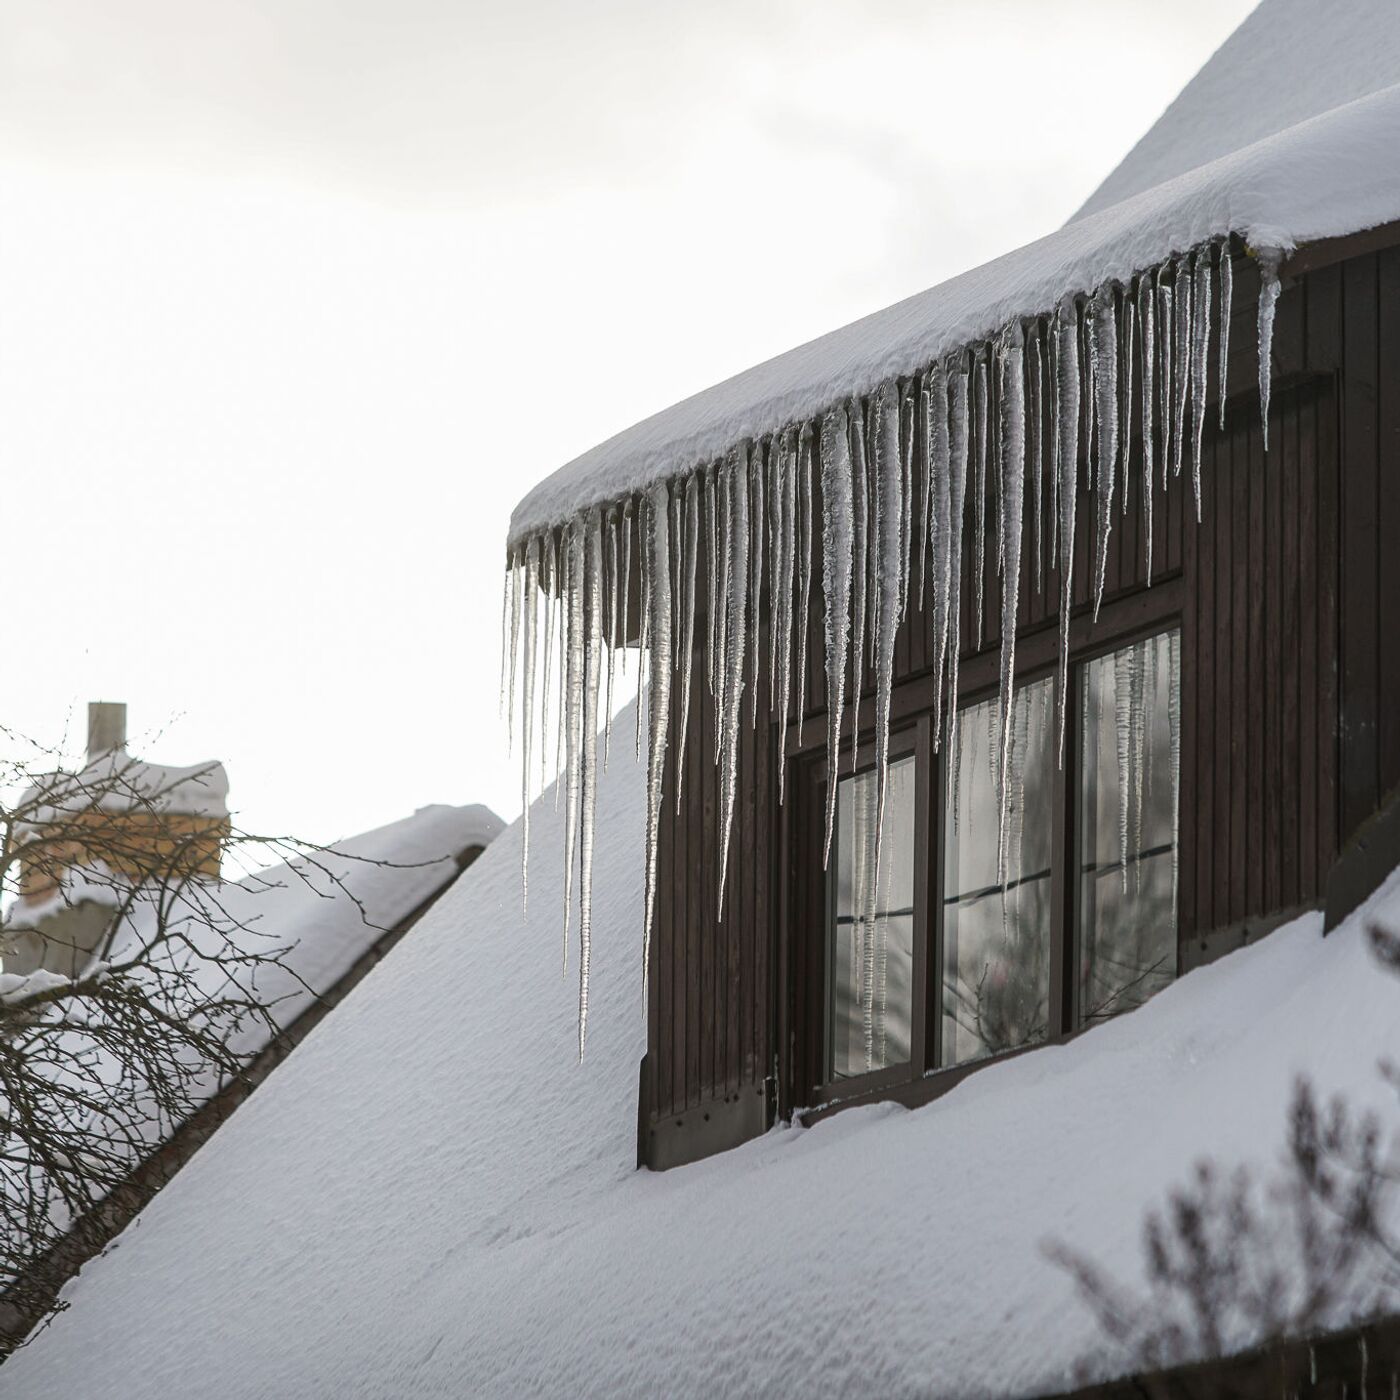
(502, 235, 1283, 1056)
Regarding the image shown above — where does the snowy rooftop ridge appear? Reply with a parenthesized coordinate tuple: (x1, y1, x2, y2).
(1072, 0, 1400, 223)
(508, 79, 1400, 546)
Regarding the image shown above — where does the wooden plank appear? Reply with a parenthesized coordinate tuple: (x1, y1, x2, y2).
(1315, 371, 1342, 890)
(1378, 246, 1400, 800)
(1247, 384, 1267, 916)
(1340, 254, 1380, 837)
(1278, 383, 1302, 911)
(1195, 413, 1217, 935)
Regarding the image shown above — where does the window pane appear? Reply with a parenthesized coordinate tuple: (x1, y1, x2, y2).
(829, 755, 916, 1080)
(941, 678, 1054, 1068)
(1078, 630, 1179, 1025)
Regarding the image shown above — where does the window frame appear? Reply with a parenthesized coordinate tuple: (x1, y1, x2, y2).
(786, 584, 1186, 1120)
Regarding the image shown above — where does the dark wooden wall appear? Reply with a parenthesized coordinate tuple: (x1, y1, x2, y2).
(641, 228, 1400, 1169)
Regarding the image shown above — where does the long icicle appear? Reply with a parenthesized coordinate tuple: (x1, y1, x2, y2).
(1190, 245, 1213, 522)
(1138, 277, 1155, 584)
(562, 519, 585, 970)
(849, 404, 870, 768)
(717, 448, 749, 915)
(714, 460, 732, 765)
(604, 509, 618, 769)
(775, 429, 797, 796)
(749, 439, 766, 727)
(974, 350, 989, 646)
(946, 356, 970, 765)
(794, 424, 815, 745)
(1092, 287, 1119, 620)
(928, 362, 952, 746)
(506, 550, 522, 751)
(577, 509, 604, 1057)
(872, 380, 903, 877)
(995, 325, 1026, 888)
(521, 538, 538, 913)
(1157, 271, 1174, 493)
(1173, 254, 1193, 481)
(1220, 238, 1232, 428)
(1056, 295, 1081, 765)
(642, 482, 672, 993)
(1257, 246, 1283, 453)
(541, 531, 557, 798)
(918, 375, 932, 612)
(821, 405, 854, 866)
(675, 475, 700, 814)
(1028, 326, 1044, 592)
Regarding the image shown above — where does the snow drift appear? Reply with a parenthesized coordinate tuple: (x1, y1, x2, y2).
(3, 704, 1399, 1399)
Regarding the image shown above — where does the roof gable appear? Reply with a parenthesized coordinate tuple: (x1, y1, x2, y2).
(1072, 0, 1400, 222)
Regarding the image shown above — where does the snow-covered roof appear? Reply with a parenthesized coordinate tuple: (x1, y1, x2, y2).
(1072, 0, 1400, 222)
(19, 755, 231, 823)
(508, 0, 1400, 547)
(2, 704, 1396, 1399)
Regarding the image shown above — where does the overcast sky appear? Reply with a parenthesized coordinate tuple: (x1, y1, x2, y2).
(0, 0, 1255, 842)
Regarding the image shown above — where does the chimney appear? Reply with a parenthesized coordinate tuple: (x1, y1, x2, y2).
(87, 702, 127, 763)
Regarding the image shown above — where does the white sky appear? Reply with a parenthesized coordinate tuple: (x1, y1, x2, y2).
(0, 0, 1255, 843)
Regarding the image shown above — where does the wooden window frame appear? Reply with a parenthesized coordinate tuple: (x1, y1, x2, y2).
(785, 579, 1186, 1124)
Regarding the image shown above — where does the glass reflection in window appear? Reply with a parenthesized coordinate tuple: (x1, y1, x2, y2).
(829, 755, 916, 1080)
(1078, 630, 1180, 1024)
(941, 677, 1055, 1067)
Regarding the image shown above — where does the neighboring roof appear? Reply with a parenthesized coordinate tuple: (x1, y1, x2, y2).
(1072, 0, 1400, 222)
(18, 755, 231, 823)
(2, 704, 1397, 1399)
(508, 0, 1400, 548)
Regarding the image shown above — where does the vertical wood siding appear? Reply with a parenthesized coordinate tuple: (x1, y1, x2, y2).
(643, 236, 1397, 1163)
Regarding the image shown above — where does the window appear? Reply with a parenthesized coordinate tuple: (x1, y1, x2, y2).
(942, 677, 1055, 1067)
(811, 623, 1181, 1109)
(1077, 630, 1180, 1024)
(828, 756, 917, 1081)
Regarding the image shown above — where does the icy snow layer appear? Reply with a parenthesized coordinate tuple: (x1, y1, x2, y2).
(17, 754, 230, 823)
(510, 81, 1400, 549)
(1073, 0, 1400, 222)
(4, 720, 1400, 1399)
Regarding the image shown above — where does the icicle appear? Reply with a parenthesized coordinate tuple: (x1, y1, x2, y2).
(1056, 296, 1081, 766)
(749, 441, 766, 727)
(499, 550, 514, 720)
(1257, 246, 1283, 452)
(775, 429, 798, 796)
(577, 510, 604, 1056)
(995, 326, 1026, 888)
(794, 424, 815, 744)
(555, 535, 569, 810)
(1049, 313, 1061, 571)
(541, 532, 558, 797)
(821, 405, 854, 866)
(1173, 255, 1193, 481)
(675, 475, 700, 814)
(642, 482, 673, 992)
(603, 511, 618, 768)
(1138, 278, 1156, 584)
(621, 505, 633, 677)
(717, 449, 749, 915)
(1092, 288, 1119, 620)
(714, 460, 732, 761)
(705, 466, 719, 697)
(849, 405, 869, 765)
(1157, 272, 1174, 493)
(918, 376, 932, 612)
(872, 380, 902, 872)
(864, 399, 881, 670)
(1028, 327, 1044, 591)
(1191, 247, 1213, 522)
(1120, 292, 1135, 519)
(947, 356, 970, 765)
(505, 553, 523, 755)
(562, 519, 585, 970)
(974, 350, 989, 647)
(1217, 240, 1233, 430)
(927, 363, 953, 746)
(637, 503, 650, 761)
(899, 392, 914, 620)
(521, 538, 539, 913)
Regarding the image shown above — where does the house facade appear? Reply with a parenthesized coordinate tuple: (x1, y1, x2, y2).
(501, 0, 1400, 1175)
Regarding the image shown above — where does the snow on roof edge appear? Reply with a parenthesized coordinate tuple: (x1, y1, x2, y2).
(509, 83, 1400, 548)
